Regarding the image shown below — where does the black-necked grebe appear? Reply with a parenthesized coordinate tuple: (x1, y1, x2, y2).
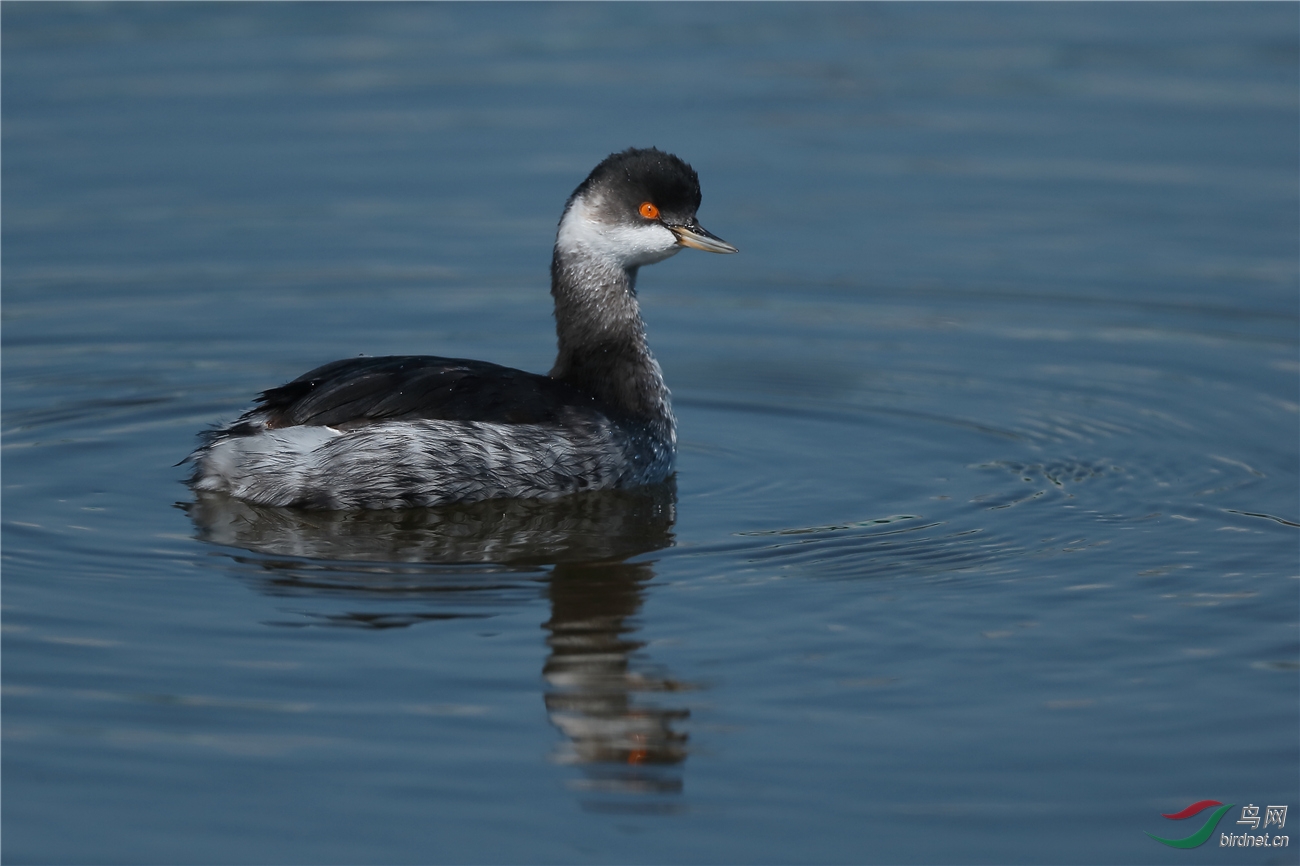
(187, 148, 736, 509)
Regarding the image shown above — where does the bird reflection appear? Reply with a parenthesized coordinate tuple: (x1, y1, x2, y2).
(544, 560, 689, 795)
(185, 483, 691, 805)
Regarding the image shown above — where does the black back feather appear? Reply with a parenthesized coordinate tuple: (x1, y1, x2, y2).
(255, 355, 610, 430)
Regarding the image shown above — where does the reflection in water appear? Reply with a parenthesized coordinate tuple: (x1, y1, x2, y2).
(187, 485, 676, 564)
(545, 561, 689, 797)
(186, 484, 693, 806)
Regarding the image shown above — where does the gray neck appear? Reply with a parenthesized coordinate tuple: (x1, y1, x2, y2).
(548, 248, 672, 427)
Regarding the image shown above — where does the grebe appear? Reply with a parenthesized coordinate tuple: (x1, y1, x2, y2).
(187, 148, 736, 509)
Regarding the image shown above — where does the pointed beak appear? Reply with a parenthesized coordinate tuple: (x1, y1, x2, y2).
(668, 222, 739, 254)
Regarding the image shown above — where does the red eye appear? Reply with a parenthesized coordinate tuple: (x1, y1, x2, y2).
(638, 202, 660, 219)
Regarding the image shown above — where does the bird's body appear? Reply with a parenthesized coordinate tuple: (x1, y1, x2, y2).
(187, 148, 735, 509)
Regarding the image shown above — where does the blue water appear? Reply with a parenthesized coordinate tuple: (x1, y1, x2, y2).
(4, 4, 1297, 863)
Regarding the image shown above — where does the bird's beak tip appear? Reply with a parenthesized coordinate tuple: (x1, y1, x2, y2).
(671, 224, 738, 254)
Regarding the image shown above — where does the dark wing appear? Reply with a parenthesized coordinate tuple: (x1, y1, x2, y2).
(254, 355, 606, 429)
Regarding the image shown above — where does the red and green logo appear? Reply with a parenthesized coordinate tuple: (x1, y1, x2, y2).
(1148, 800, 1234, 848)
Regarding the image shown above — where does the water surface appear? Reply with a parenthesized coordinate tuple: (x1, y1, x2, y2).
(4, 4, 1297, 863)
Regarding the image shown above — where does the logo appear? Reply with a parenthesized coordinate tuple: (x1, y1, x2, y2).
(1147, 800, 1234, 849)
(1147, 800, 1290, 849)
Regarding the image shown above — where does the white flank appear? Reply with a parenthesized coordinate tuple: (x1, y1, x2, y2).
(194, 426, 342, 501)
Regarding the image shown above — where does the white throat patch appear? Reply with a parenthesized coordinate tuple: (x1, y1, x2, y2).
(555, 192, 682, 270)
